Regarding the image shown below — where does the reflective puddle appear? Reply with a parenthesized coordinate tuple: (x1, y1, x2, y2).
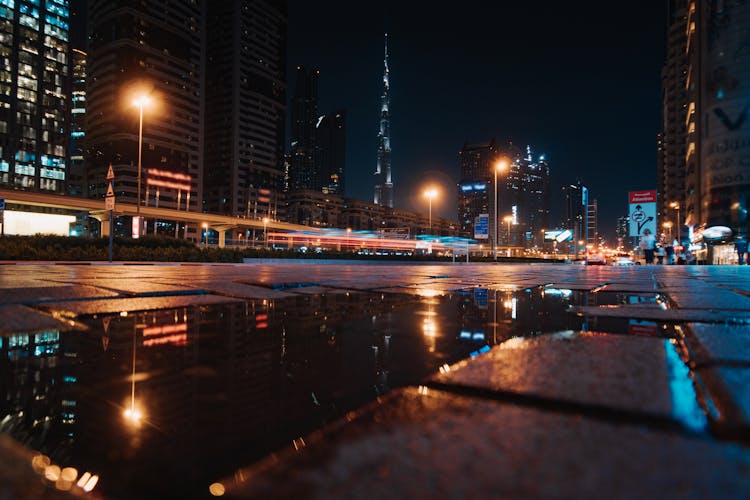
(0, 286, 700, 497)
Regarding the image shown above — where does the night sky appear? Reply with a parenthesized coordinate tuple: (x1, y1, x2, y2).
(287, 1, 667, 240)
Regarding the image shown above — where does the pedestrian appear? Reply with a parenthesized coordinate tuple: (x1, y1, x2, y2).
(665, 241, 675, 264)
(655, 243, 665, 264)
(640, 229, 655, 264)
(735, 237, 748, 265)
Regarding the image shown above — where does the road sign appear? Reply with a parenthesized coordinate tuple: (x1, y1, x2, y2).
(474, 214, 489, 240)
(628, 190, 656, 237)
(105, 183, 115, 210)
(106, 164, 115, 181)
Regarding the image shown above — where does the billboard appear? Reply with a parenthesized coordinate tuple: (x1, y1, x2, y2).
(628, 190, 657, 237)
(544, 229, 573, 242)
(474, 213, 489, 240)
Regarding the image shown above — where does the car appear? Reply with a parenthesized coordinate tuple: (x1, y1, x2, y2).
(612, 256, 635, 266)
(585, 253, 606, 265)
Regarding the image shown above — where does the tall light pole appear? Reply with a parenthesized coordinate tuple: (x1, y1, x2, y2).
(424, 188, 438, 233)
(494, 159, 508, 261)
(669, 201, 681, 243)
(263, 217, 269, 249)
(663, 221, 673, 241)
(132, 95, 151, 237)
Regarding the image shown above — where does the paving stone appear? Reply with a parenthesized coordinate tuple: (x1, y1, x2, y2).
(187, 281, 297, 300)
(0, 285, 119, 305)
(684, 323, 750, 365)
(668, 289, 750, 310)
(223, 387, 750, 499)
(696, 366, 750, 435)
(38, 294, 241, 316)
(570, 305, 750, 324)
(0, 305, 73, 333)
(431, 331, 673, 418)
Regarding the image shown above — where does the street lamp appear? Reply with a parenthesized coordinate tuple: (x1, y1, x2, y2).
(494, 159, 508, 261)
(669, 201, 681, 243)
(263, 217, 269, 249)
(663, 221, 673, 241)
(423, 188, 438, 233)
(132, 94, 152, 238)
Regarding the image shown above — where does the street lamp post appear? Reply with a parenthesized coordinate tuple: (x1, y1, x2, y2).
(494, 159, 508, 261)
(504, 216, 513, 253)
(669, 201, 681, 243)
(263, 217, 269, 249)
(132, 95, 151, 238)
(424, 188, 438, 233)
(202, 223, 208, 248)
(663, 221, 673, 241)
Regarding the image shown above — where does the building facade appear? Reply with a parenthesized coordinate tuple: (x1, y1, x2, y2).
(287, 65, 318, 192)
(658, 0, 688, 241)
(316, 110, 345, 195)
(86, 0, 205, 222)
(68, 48, 86, 197)
(0, 0, 70, 193)
(373, 33, 393, 207)
(561, 180, 588, 250)
(203, 0, 287, 217)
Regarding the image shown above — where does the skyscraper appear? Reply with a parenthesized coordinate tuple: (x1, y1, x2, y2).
(316, 110, 345, 195)
(0, 0, 70, 193)
(458, 140, 497, 240)
(287, 65, 318, 193)
(658, 0, 688, 240)
(203, 0, 287, 217)
(373, 33, 393, 208)
(562, 180, 588, 249)
(68, 48, 86, 197)
(86, 0, 204, 218)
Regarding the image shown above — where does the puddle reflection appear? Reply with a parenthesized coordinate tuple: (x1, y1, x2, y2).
(0, 286, 671, 496)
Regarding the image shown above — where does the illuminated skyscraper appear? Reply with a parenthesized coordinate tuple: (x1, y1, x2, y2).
(0, 0, 70, 193)
(373, 33, 393, 207)
(288, 66, 319, 192)
(68, 48, 86, 197)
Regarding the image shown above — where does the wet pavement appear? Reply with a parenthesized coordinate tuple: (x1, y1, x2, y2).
(0, 262, 749, 498)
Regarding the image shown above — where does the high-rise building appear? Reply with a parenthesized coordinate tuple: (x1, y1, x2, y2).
(316, 110, 345, 195)
(203, 0, 287, 217)
(68, 48, 86, 197)
(373, 33, 393, 207)
(288, 66, 318, 193)
(458, 140, 549, 247)
(658, 0, 688, 241)
(458, 140, 497, 240)
(562, 180, 588, 249)
(86, 0, 204, 225)
(0, 0, 70, 193)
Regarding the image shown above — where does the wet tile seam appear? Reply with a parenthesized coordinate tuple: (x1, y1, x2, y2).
(423, 380, 707, 439)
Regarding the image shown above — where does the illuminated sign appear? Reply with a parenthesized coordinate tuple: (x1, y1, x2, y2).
(3, 211, 76, 236)
(628, 190, 657, 237)
(132, 216, 142, 239)
(474, 214, 489, 240)
(544, 230, 572, 242)
(146, 168, 191, 191)
(702, 226, 732, 241)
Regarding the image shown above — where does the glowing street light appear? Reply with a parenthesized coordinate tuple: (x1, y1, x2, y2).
(663, 221, 673, 240)
(132, 93, 153, 238)
(669, 201, 681, 243)
(263, 217, 269, 248)
(423, 188, 438, 233)
(202, 223, 208, 248)
(494, 159, 508, 261)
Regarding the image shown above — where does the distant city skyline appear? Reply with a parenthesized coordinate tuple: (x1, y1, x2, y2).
(287, 1, 666, 241)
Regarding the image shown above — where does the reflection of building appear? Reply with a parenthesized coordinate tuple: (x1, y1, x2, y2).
(203, 0, 287, 217)
(0, 2, 70, 193)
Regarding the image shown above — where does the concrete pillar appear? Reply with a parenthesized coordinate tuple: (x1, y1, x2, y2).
(100, 216, 111, 238)
(218, 230, 226, 248)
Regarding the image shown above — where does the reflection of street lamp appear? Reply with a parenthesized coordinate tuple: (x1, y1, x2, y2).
(423, 188, 438, 233)
(669, 201, 681, 243)
(263, 217, 269, 248)
(123, 323, 142, 427)
(494, 159, 508, 261)
(132, 94, 152, 237)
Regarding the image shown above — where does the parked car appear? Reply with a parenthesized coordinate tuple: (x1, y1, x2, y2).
(585, 253, 606, 265)
(612, 256, 635, 266)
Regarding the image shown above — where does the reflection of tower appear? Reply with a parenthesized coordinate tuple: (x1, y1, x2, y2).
(373, 313, 392, 392)
(373, 33, 393, 207)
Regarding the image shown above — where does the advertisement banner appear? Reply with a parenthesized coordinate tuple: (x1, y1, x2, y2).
(474, 213, 489, 240)
(628, 190, 657, 237)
